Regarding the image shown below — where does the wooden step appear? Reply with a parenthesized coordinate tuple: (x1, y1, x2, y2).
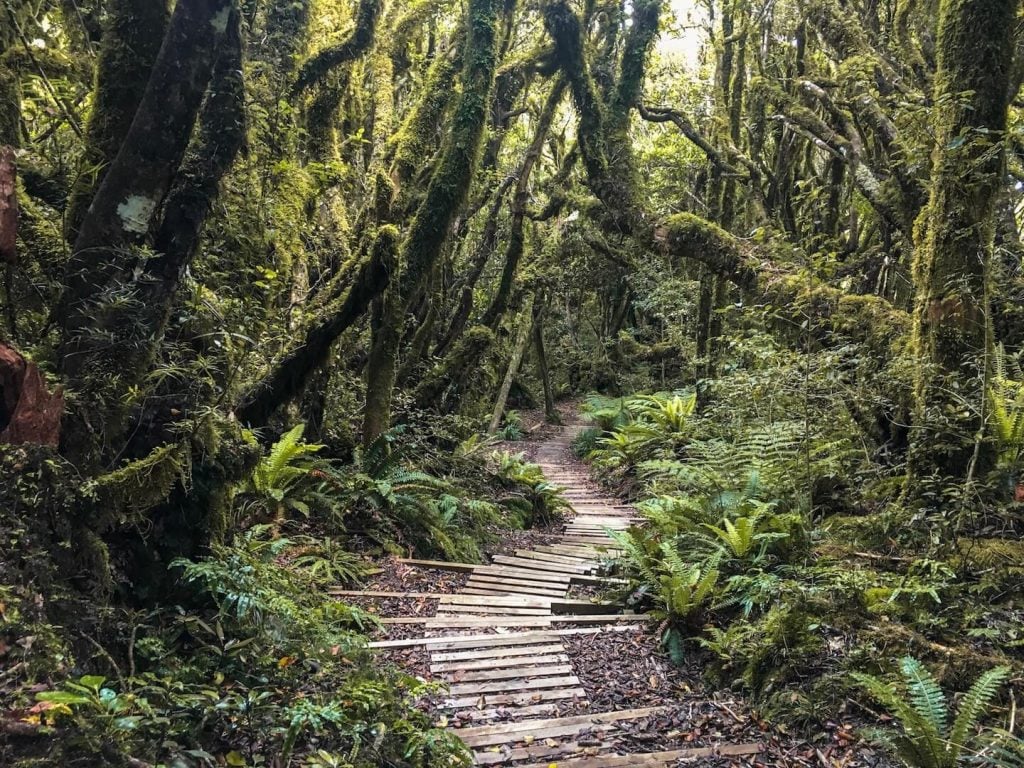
(454, 706, 667, 746)
(430, 653, 569, 673)
(513, 743, 763, 768)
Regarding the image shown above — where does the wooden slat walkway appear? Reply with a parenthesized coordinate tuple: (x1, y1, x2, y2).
(351, 423, 762, 765)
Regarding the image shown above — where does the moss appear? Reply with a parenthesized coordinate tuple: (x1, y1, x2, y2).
(291, 0, 383, 95)
(388, 33, 464, 190)
(89, 443, 191, 529)
(657, 213, 758, 290)
(414, 325, 495, 411)
(362, 225, 402, 446)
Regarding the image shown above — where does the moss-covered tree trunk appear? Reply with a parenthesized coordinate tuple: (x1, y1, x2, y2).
(480, 78, 565, 329)
(361, 227, 401, 447)
(906, 0, 1018, 501)
(360, 0, 503, 434)
(64, 0, 169, 242)
(0, 2, 30, 147)
(533, 306, 559, 423)
(56, 0, 236, 467)
(488, 294, 535, 434)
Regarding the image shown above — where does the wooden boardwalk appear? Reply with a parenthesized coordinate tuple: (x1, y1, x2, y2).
(360, 425, 762, 766)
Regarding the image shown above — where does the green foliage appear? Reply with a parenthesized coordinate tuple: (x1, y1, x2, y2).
(497, 409, 523, 440)
(988, 344, 1024, 473)
(20, 528, 469, 767)
(490, 450, 569, 525)
(241, 423, 327, 521)
(851, 658, 1011, 768)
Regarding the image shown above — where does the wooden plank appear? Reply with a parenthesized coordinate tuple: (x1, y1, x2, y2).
(531, 546, 597, 560)
(491, 555, 591, 574)
(462, 582, 565, 596)
(468, 573, 570, 590)
(369, 624, 640, 649)
(430, 654, 569, 673)
(569, 574, 627, 585)
(447, 675, 580, 696)
(440, 594, 554, 608)
(435, 605, 551, 616)
(423, 617, 554, 628)
(442, 687, 586, 709)
(438, 664, 574, 683)
(395, 558, 479, 572)
(450, 701, 567, 722)
(328, 590, 443, 598)
(513, 550, 598, 566)
(454, 706, 667, 745)
(431, 644, 566, 663)
(462, 586, 565, 598)
(514, 743, 763, 768)
(473, 740, 609, 766)
(472, 566, 572, 584)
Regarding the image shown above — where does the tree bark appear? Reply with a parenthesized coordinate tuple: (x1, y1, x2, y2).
(57, 0, 234, 375)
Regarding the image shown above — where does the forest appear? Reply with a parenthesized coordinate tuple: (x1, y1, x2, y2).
(2, 0, 1024, 765)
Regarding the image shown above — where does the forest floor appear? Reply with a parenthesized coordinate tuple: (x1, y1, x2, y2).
(344, 415, 896, 767)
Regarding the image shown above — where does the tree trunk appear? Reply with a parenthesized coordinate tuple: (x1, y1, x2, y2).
(362, 231, 403, 447)
(64, 0, 169, 242)
(488, 294, 536, 435)
(480, 78, 565, 328)
(533, 305, 559, 424)
(906, 0, 1017, 497)
(57, 0, 233, 368)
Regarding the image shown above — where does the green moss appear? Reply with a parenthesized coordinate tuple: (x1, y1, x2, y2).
(659, 213, 758, 289)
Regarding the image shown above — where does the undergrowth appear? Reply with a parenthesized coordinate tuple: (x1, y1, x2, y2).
(579, 332, 1024, 762)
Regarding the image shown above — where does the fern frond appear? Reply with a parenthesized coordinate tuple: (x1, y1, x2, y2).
(900, 656, 948, 738)
(948, 665, 1011, 756)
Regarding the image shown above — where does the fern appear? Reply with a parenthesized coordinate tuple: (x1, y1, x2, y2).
(851, 657, 1011, 768)
(948, 666, 1012, 755)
